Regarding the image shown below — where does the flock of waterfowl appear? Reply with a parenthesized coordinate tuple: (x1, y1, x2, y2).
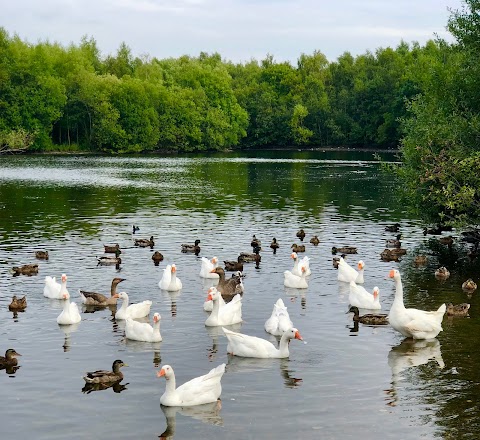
(3, 223, 479, 408)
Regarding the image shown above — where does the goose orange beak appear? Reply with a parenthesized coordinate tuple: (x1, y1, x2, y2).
(157, 369, 166, 377)
(207, 293, 213, 301)
(357, 262, 363, 270)
(294, 331, 303, 341)
(290, 253, 295, 259)
(171, 266, 176, 273)
(388, 270, 395, 278)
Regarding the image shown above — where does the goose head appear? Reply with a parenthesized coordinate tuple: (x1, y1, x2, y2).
(211, 256, 218, 264)
(357, 261, 365, 270)
(61, 274, 68, 283)
(206, 287, 219, 302)
(373, 286, 380, 299)
(115, 292, 129, 301)
(290, 252, 298, 260)
(285, 327, 303, 341)
(153, 312, 161, 323)
(388, 269, 401, 280)
(171, 264, 177, 274)
(157, 364, 173, 379)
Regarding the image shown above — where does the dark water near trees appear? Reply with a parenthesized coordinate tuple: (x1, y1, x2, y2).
(0, 151, 479, 439)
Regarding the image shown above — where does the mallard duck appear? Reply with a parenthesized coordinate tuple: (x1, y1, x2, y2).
(388, 269, 446, 339)
(12, 264, 38, 276)
(135, 236, 155, 248)
(310, 235, 320, 246)
(270, 237, 279, 253)
(386, 234, 402, 248)
(414, 255, 428, 266)
(0, 349, 21, 367)
(80, 277, 126, 306)
(210, 267, 241, 300)
(385, 223, 400, 232)
(435, 266, 450, 279)
(296, 229, 306, 242)
(181, 239, 200, 254)
(389, 248, 407, 256)
(35, 250, 49, 260)
(439, 235, 454, 246)
(291, 243, 305, 253)
(132, 225, 140, 234)
(380, 249, 400, 262)
(83, 360, 128, 384)
(152, 251, 164, 266)
(97, 249, 122, 265)
(104, 243, 121, 254)
(251, 235, 261, 248)
(332, 246, 357, 255)
(446, 302, 470, 317)
(347, 306, 388, 325)
(224, 256, 244, 272)
(8, 295, 27, 311)
(462, 278, 477, 293)
(239, 249, 261, 262)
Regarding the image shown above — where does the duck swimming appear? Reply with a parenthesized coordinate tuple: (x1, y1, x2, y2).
(181, 239, 201, 254)
(152, 251, 164, 266)
(103, 243, 121, 254)
(0, 349, 21, 367)
(80, 277, 125, 306)
(462, 279, 477, 293)
(224, 256, 244, 272)
(35, 250, 49, 260)
(291, 244, 305, 253)
(347, 306, 388, 325)
(97, 250, 122, 265)
(83, 359, 128, 384)
(414, 255, 428, 266)
(332, 246, 357, 254)
(435, 267, 450, 279)
(386, 234, 402, 248)
(270, 238, 279, 253)
(446, 302, 470, 317)
(385, 223, 400, 232)
(310, 235, 320, 246)
(134, 236, 155, 248)
(296, 229, 306, 242)
(12, 264, 38, 276)
(8, 295, 27, 311)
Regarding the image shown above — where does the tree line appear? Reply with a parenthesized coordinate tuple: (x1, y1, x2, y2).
(0, 27, 451, 154)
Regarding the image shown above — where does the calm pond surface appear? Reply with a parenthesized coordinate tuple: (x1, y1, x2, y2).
(0, 151, 479, 439)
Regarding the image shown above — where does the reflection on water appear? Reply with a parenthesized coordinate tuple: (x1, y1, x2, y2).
(82, 380, 129, 394)
(60, 322, 80, 352)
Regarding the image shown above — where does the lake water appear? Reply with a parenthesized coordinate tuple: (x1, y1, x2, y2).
(0, 151, 479, 439)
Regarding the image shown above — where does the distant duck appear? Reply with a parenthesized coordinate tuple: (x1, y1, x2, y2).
(389, 248, 407, 256)
(43, 275, 63, 299)
(386, 234, 402, 248)
(439, 235, 454, 246)
(114, 292, 152, 320)
(9, 295, 27, 311)
(251, 235, 261, 248)
(125, 312, 162, 342)
(284, 266, 309, 289)
(380, 249, 400, 262)
(80, 277, 125, 306)
(205, 287, 242, 326)
(210, 267, 241, 300)
(240, 247, 261, 262)
(0, 349, 21, 367)
(291, 243, 305, 253)
(158, 264, 183, 291)
(435, 267, 450, 279)
(152, 251, 164, 266)
(414, 255, 428, 266)
(97, 249, 122, 265)
(296, 229, 306, 242)
(385, 223, 400, 232)
(349, 282, 381, 310)
(270, 238, 279, 253)
(224, 256, 244, 272)
(132, 225, 140, 234)
(200, 256, 219, 279)
(83, 359, 128, 384)
(12, 264, 38, 276)
(181, 239, 201, 254)
(57, 288, 81, 325)
(347, 306, 388, 325)
(135, 236, 154, 248)
(446, 302, 470, 317)
(337, 257, 364, 284)
(310, 235, 320, 246)
(35, 250, 49, 260)
(264, 298, 294, 336)
(103, 243, 121, 254)
(332, 246, 357, 255)
(462, 279, 477, 293)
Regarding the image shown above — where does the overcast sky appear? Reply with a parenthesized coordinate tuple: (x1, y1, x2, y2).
(2, 0, 465, 63)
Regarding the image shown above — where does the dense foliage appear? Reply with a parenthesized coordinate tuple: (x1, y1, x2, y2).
(396, 0, 480, 228)
(0, 27, 450, 154)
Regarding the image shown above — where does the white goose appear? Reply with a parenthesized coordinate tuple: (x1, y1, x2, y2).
(43, 275, 62, 299)
(203, 288, 225, 312)
(291, 252, 311, 276)
(284, 266, 308, 289)
(349, 281, 381, 310)
(125, 312, 162, 342)
(57, 289, 81, 325)
(264, 298, 294, 336)
(199, 257, 220, 279)
(114, 292, 152, 320)
(223, 327, 303, 358)
(159, 264, 183, 291)
(388, 269, 446, 340)
(205, 287, 242, 327)
(157, 363, 226, 406)
(337, 258, 365, 284)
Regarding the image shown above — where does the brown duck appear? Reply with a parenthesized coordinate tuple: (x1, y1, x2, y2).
(135, 236, 155, 248)
(386, 234, 402, 248)
(97, 250, 122, 265)
(104, 243, 121, 254)
(8, 295, 27, 311)
(224, 256, 244, 272)
(80, 277, 126, 306)
(310, 236, 320, 246)
(291, 244, 305, 253)
(83, 359, 128, 384)
(12, 264, 38, 275)
(347, 306, 389, 325)
(152, 251, 164, 266)
(210, 267, 241, 301)
(380, 249, 400, 262)
(414, 255, 428, 266)
(35, 250, 49, 260)
(446, 302, 470, 317)
(181, 239, 200, 254)
(296, 229, 306, 242)
(435, 266, 450, 279)
(332, 246, 357, 254)
(270, 238, 279, 254)
(0, 349, 21, 367)
(462, 279, 477, 293)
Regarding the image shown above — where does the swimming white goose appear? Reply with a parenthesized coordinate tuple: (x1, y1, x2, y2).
(388, 269, 446, 340)
(114, 292, 152, 320)
(43, 275, 62, 299)
(291, 252, 311, 276)
(158, 264, 183, 291)
(199, 257, 220, 279)
(57, 289, 81, 325)
(223, 327, 303, 358)
(349, 281, 381, 310)
(284, 266, 308, 288)
(203, 287, 226, 312)
(337, 257, 365, 284)
(205, 287, 242, 327)
(125, 312, 162, 342)
(157, 363, 226, 406)
(264, 298, 294, 336)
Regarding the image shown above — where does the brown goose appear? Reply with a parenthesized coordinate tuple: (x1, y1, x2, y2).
(0, 349, 21, 367)
(224, 256, 244, 272)
(35, 250, 49, 260)
(8, 295, 27, 311)
(210, 267, 241, 301)
(80, 277, 126, 306)
(12, 264, 38, 275)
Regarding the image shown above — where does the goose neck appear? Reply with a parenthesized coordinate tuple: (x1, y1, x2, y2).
(164, 372, 177, 394)
(278, 333, 291, 356)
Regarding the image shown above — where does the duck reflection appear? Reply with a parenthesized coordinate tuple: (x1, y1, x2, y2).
(82, 380, 129, 394)
(60, 322, 80, 352)
(204, 324, 242, 362)
(284, 287, 307, 311)
(158, 400, 223, 439)
(385, 338, 444, 407)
